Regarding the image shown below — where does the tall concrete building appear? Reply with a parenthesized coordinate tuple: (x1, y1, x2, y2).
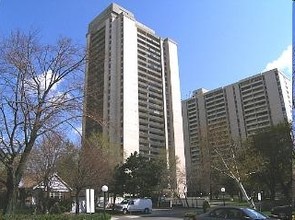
(83, 3, 186, 194)
(182, 69, 292, 194)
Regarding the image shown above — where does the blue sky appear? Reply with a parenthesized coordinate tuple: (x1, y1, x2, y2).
(0, 0, 292, 100)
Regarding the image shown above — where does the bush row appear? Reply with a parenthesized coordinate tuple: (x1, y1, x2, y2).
(1, 213, 111, 220)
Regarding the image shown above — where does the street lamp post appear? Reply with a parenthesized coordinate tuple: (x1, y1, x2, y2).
(101, 185, 108, 219)
(221, 187, 225, 206)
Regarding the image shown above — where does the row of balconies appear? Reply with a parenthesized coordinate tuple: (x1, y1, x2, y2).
(240, 85, 265, 95)
(206, 105, 226, 115)
(138, 53, 161, 67)
(239, 75, 263, 87)
(243, 100, 267, 110)
(138, 48, 162, 65)
(138, 108, 163, 119)
(139, 120, 164, 130)
(204, 89, 224, 99)
(138, 67, 163, 82)
(137, 38, 161, 55)
(189, 131, 198, 137)
(139, 126, 165, 135)
(242, 91, 266, 102)
(187, 104, 197, 110)
(139, 130, 166, 141)
(188, 118, 198, 126)
(139, 137, 166, 146)
(137, 31, 160, 47)
(138, 96, 163, 107)
(205, 100, 226, 109)
(138, 92, 163, 103)
(244, 106, 267, 115)
(239, 79, 264, 91)
(138, 106, 164, 115)
(137, 81, 163, 94)
(205, 95, 225, 104)
(189, 123, 199, 130)
(138, 66, 162, 81)
(244, 110, 268, 119)
(137, 45, 161, 58)
(245, 115, 269, 125)
(246, 122, 270, 134)
(137, 60, 162, 76)
(137, 28, 159, 41)
(207, 108, 226, 117)
(139, 111, 164, 122)
(188, 111, 197, 118)
(139, 112, 164, 123)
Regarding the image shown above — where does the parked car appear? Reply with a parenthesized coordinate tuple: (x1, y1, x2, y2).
(114, 198, 152, 214)
(270, 205, 293, 220)
(184, 206, 274, 220)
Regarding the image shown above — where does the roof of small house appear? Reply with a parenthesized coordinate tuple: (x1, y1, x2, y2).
(19, 173, 72, 192)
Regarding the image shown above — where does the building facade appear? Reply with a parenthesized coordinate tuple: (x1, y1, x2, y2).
(182, 69, 292, 195)
(83, 3, 186, 195)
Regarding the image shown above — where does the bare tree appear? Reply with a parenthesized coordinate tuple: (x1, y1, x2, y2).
(0, 30, 85, 214)
(58, 133, 117, 214)
(57, 143, 95, 214)
(25, 132, 67, 213)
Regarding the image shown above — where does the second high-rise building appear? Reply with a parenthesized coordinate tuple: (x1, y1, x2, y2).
(83, 3, 186, 194)
(182, 68, 292, 195)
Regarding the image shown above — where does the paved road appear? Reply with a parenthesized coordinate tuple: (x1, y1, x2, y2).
(111, 217, 182, 220)
(110, 208, 200, 220)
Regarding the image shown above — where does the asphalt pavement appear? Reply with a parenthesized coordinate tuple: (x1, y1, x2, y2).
(110, 207, 202, 220)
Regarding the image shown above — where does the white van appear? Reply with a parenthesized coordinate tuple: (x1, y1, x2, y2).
(115, 198, 152, 214)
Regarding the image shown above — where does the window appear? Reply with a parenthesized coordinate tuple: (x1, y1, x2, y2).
(227, 209, 244, 219)
(128, 200, 135, 205)
(49, 192, 63, 200)
(210, 209, 227, 218)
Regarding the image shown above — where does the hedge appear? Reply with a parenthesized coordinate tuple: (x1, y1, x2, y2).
(1, 213, 111, 220)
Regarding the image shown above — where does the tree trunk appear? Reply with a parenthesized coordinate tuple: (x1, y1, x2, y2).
(75, 189, 81, 214)
(44, 179, 50, 214)
(5, 151, 35, 215)
(236, 180, 256, 209)
(270, 186, 276, 201)
(113, 193, 117, 210)
(5, 147, 37, 215)
(5, 186, 18, 215)
(280, 182, 291, 201)
(184, 194, 189, 208)
(4, 172, 18, 215)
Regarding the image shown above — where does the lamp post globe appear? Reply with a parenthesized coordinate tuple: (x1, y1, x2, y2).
(101, 185, 108, 218)
(221, 187, 225, 206)
(101, 185, 108, 192)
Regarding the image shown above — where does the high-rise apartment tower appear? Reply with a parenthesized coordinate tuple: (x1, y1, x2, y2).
(182, 69, 292, 194)
(83, 3, 186, 194)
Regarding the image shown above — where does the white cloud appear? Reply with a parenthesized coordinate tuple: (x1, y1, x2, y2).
(39, 70, 59, 91)
(263, 45, 291, 76)
(26, 69, 61, 94)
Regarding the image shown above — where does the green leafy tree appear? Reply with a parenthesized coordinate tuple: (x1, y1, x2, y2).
(203, 120, 262, 208)
(112, 152, 166, 198)
(211, 141, 260, 208)
(249, 122, 292, 201)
